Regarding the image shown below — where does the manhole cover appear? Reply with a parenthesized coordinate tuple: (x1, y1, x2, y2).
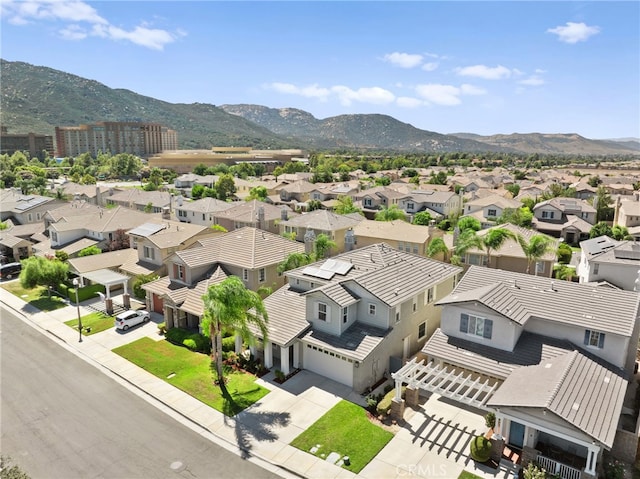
(169, 461, 186, 472)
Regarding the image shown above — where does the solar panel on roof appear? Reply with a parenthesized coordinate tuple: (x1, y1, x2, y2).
(320, 259, 354, 275)
(128, 222, 167, 237)
(302, 266, 335, 280)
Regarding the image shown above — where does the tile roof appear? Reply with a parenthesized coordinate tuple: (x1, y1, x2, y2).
(211, 200, 295, 223)
(487, 350, 626, 448)
(177, 227, 305, 269)
(279, 210, 364, 230)
(301, 321, 388, 362)
(144, 222, 211, 249)
(49, 206, 161, 233)
(437, 265, 640, 336)
(288, 243, 461, 307)
(352, 219, 431, 243)
(180, 267, 229, 316)
(68, 248, 138, 274)
(251, 284, 311, 346)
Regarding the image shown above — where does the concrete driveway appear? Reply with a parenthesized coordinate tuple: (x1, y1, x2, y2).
(358, 393, 513, 479)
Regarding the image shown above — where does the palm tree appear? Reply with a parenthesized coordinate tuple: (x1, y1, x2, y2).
(314, 233, 337, 260)
(517, 233, 555, 275)
(201, 276, 268, 389)
(375, 205, 407, 222)
(454, 228, 484, 260)
(481, 228, 517, 268)
(427, 237, 450, 261)
(277, 252, 313, 274)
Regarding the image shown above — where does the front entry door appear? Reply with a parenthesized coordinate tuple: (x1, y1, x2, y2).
(509, 421, 525, 449)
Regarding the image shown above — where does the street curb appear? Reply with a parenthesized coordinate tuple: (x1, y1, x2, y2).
(1, 295, 306, 479)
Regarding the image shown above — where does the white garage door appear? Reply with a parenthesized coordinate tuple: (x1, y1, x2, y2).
(303, 344, 353, 387)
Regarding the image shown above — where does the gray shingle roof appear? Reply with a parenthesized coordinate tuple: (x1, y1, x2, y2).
(301, 321, 388, 362)
(437, 266, 640, 337)
(487, 350, 626, 448)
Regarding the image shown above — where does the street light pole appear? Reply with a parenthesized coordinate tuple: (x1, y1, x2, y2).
(73, 278, 83, 343)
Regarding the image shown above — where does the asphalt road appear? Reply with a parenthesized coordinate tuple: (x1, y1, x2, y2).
(1, 306, 281, 479)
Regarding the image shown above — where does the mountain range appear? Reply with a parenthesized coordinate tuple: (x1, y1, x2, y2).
(1, 59, 638, 156)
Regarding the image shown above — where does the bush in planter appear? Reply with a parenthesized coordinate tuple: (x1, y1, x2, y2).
(376, 387, 406, 416)
(469, 435, 492, 462)
(274, 369, 285, 382)
(183, 338, 197, 351)
(221, 335, 236, 352)
(484, 411, 496, 429)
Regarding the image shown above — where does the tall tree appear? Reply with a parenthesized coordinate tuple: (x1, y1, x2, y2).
(594, 186, 613, 222)
(481, 228, 516, 267)
(426, 237, 450, 261)
(457, 216, 481, 232)
(589, 221, 613, 239)
(517, 233, 555, 275)
(215, 173, 236, 201)
(375, 205, 407, 222)
(334, 195, 362, 215)
(20, 256, 68, 297)
(412, 211, 433, 226)
(314, 233, 336, 260)
(201, 277, 268, 388)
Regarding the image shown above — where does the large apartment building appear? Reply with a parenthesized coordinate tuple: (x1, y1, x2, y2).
(1, 126, 54, 159)
(55, 121, 177, 158)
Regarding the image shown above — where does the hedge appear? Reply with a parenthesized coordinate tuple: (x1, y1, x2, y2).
(376, 386, 406, 416)
(469, 435, 492, 462)
(68, 283, 106, 303)
(165, 328, 211, 354)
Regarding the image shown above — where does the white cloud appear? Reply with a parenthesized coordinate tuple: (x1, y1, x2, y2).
(547, 22, 600, 44)
(59, 24, 87, 40)
(518, 76, 546, 86)
(415, 84, 462, 106)
(268, 83, 331, 100)
(383, 52, 423, 68)
(460, 84, 487, 95)
(455, 64, 513, 80)
(1, 0, 181, 50)
(396, 97, 424, 108)
(331, 86, 395, 106)
(421, 62, 439, 72)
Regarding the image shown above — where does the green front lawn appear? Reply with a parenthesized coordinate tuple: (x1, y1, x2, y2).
(2, 283, 68, 311)
(64, 312, 114, 335)
(290, 400, 394, 473)
(458, 472, 484, 479)
(113, 337, 268, 415)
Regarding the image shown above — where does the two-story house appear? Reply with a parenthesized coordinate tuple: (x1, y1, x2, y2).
(174, 197, 235, 226)
(398, 190, 462, 219)
(210, 200, 296, 234)
(577, 235, 640, 290)
(0, 189, 64, 225)
(533, 198, 596, 244)
(392, 266, 639, 479)
(106, 189, 171, 214)
(614, 193, 640, 240)
(351, 219, 439, 257)
(248, 244, 461, 393)
(279, 209, 364, 255)
(462, 194, 522, 229)
(142, 227, 305, 328)
(354, 186, 409, 216)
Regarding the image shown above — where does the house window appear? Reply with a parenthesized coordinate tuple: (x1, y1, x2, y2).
(412, 244, 418, 254)
(364, 198, 372, 207)
(418, 322, 427, 340)
(51, 231, 58, 242)
(535, 261, 545, 274)
(467, 254, 487, 266)
(242, 269, 248, 281)
(487, 209, 497, 217)
(178, 210, 186, 218)
(28, 213, 33, 222)
(342, 307, 348, 324)
(395, 311, 400, 323)
(412, 297, 417, 313)
(459, 313, 493, 339)
(202, 213, 206, 221)
(425, 287, 434, 304)
(318, 302, 327, 321)
(259, 268, 266, 282)
(143, 246, 155, 260)
(542, 211, 555, 219)
(407, 202, 415, 210)
(177, 264, 184, 280)
(369, 303, 376, 315)
(132, 238, 138, 249)
(584, 329, 605, 348)
(593, 263, 599, 275)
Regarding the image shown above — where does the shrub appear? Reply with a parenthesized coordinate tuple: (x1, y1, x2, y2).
(183, 338, 197, 351)
(469, 435, 492, 462)
(157, 322, 166, 335)
(523, 462, 546, 479)
(187, 333, 211, 354)
(484, 412, 496, 429)
(604, 460, 625, 479)
(275, 369, 285, 381)
(557, 243, 573, 263)
(383, 383, 393, 394)
(221, 334, 236, 352)
(165, 327, 190, 345)
(376, 386, 405, 416)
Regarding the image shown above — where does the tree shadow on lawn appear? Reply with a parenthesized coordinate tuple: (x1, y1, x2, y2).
(220, 383, 290, 460)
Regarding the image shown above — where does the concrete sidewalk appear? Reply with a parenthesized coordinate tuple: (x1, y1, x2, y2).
(1, 285, 515, 479)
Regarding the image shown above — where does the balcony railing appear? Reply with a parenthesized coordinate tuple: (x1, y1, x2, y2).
(536, 454, 581, 479)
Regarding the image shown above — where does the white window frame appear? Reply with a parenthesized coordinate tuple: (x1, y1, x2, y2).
(418, 321, 427, 340)
(177, 264, 184, 280)
(395, 311, 400, 323)
(460, 313, 493, 339)
(259, 268, 266, 283)
(412, 297, 417, 313)
(593, 263, 599, 275)
(242, 269, 248, 281)
(318, 302, 327, 322)
(342, 307, 348, 324)
(368, 303, 376, 315)
(143, 246, 155, 260)
(584, 329, 605, 349)
(487, 208, 497, 217)
(425, 287, 434, 305)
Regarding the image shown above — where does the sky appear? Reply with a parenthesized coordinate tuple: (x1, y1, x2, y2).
(1, 1, 639, 140)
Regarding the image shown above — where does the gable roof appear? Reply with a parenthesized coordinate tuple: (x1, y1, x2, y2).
(49, 206, 161, 233)
(301, 321, 388, 362)
(211, 200, 295, 223)
(487, 350, 626, 448)
(437, 265, 640, 336)
(176, 226, 305, 269)
(352, 219, 432, 243)
(175, 197, 235, 214)
(252, 284, 311, 346)
(279, 209, 364, 230)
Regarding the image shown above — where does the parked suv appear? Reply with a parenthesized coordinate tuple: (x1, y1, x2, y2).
(115, 309, 150, 331)
(0, 262, 22, 280)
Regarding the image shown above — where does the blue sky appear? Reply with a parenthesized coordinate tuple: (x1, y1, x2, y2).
(2, 1, 639, 140)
